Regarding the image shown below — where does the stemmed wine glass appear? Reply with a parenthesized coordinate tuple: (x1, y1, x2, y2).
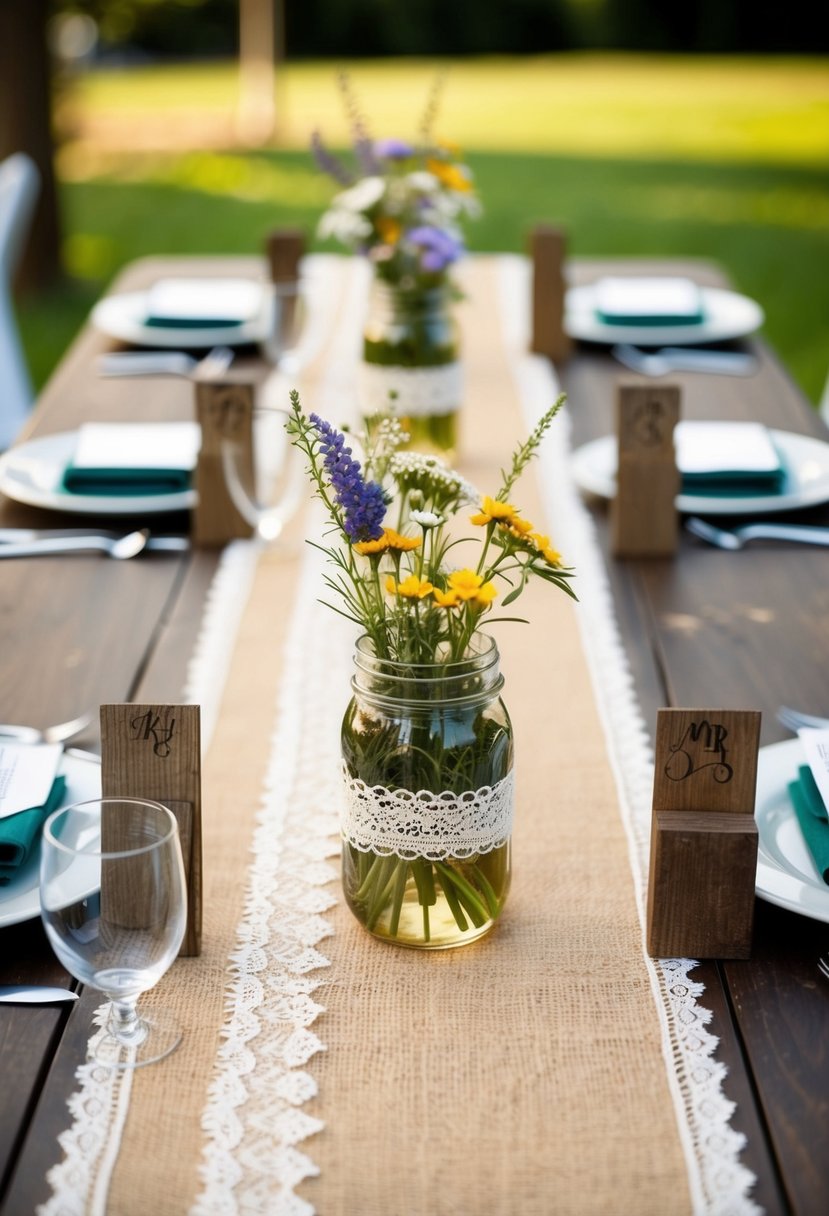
(39, 797, 187, 1069)
(221, 405, 304, 543)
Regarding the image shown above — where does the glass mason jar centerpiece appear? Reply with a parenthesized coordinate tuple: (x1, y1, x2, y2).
(360, 279, 462, 462)
(312, 72, 480, 459)
(342, 634, 513, 947)
(286, 388, 575, 950)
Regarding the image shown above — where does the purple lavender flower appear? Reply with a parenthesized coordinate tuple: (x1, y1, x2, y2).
(374, 138, 414, 160)
(310, 414, 386, 542)
(407, 225, 464, 273)
(310, 130, 354, 186)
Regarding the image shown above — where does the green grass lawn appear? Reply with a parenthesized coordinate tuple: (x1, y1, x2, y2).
(17, 54, 829, 404)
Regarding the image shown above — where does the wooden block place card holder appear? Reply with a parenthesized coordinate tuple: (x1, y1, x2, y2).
(100, 704, 202, 956)
(646, 708, 761, 959)
(611, 382, 681, 558)
(529, 223, 571, 363)
(192, 370, 256, 547)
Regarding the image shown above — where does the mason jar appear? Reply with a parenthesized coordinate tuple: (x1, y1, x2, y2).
(340, 633, 514, 949)
(358, 280, 462, 461)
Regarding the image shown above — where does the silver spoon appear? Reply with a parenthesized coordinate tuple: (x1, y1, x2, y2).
(776, 705, 829, 732)
(0, 530, 149, 559)
(0, 710, 93, 745)
(685, 517, 829, 550)
(612, 344, 756, 377)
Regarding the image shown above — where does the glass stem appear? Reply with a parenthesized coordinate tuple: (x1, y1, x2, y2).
(109, 998, 144, 1045)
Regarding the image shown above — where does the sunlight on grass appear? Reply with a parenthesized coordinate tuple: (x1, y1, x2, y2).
(60, 54, 829, 167)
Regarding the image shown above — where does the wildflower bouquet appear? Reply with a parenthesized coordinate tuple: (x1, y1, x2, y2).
(287, 389, 574, 948)
(312, 72, 480, 294)
(312, 72, 480, 461)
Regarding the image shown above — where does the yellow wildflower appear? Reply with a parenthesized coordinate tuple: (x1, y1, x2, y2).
(384, 529, 421, 553)
(531, 532, 563, 567)
(470, 496, 518, 527)
(432, 587, 460, 608)
(388, 574, 434, 599)
(353, 532, 391, 556)
(447, 569, 486, 600)
(375, 216, 402, 245)
(426, 158, 472, 193)
(504, 516, 534, 537)
(473, 581, 498, 606)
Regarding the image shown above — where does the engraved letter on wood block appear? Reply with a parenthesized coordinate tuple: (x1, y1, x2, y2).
(611, 382, 680, 558)
(646, 708, 761, 959)
(101, 704, 202, 956)
(529, 224, 571, 363)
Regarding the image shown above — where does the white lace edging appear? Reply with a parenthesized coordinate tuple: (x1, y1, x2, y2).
(497, 255, 762, 1216)
(358, 360, 463, 417)
(190, 257, 372, 1215)
(341, 768, 514, 860)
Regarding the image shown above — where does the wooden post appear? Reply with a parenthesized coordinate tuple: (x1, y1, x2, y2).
(611, 382, 681, 558)
(100, 704, 202, 957)
(192, 371, 256, 547)
(646, 708, 761, 959)
(529, 224, 571, 363)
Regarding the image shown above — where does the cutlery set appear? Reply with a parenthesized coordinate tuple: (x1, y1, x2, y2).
(685, 517, 829, 550)
(0, 528, 190, 559)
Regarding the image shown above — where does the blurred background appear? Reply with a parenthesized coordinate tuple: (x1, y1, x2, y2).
(2, 0, 827, 403)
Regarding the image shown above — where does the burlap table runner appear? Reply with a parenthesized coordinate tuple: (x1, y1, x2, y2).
(43, 257, 753, 1215)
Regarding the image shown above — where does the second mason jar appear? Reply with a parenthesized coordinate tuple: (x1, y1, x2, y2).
(340, 633, 514, 949)
(358, 279, 463, 461)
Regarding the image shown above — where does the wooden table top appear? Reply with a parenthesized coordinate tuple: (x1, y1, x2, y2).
(1, 253, 828, 1216)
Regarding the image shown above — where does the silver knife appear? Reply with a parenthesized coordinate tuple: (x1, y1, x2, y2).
(0, 985, 79, 1004)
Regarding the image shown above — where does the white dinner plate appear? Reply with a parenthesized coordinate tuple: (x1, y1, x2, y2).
(564, 284, 764, 346)
(755, 737, 829, 923)
(0, 752, 101, 929)
(571, 428, 829, 516)
(0, 431, 197, 515)
(91, 285, 275, 349)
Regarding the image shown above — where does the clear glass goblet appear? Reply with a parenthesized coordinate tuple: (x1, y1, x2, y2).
(221, 406, 304, 543)
(39, 797, 187, 1069)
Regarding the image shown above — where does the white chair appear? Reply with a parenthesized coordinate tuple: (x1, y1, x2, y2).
(0, 153, 40, 450)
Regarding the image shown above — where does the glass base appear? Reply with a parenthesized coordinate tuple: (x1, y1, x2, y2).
(92, 1007, 182, 1070)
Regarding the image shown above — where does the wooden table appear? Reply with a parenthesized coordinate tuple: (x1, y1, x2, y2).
(1, 254, 828, 1216)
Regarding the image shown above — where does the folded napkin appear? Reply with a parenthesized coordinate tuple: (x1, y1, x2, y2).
(789, 765, 829, 884)
(62, 422, 200, 496)
(144, 277, 264, 329)
(0, 775, 66, 884)
(676, 421, 785, 495)
(595, 276, 704, 326)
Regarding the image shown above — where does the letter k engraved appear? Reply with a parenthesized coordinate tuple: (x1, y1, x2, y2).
(130, 709, 176, 758)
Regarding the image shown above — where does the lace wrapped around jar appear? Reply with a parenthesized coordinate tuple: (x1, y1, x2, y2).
(340, 634, 513, 949)
(358, 280, 462, 461)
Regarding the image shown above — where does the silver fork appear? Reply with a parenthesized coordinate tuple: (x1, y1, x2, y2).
(776, 705, 829, 732)
(819, 956, 829, 981)
(685, 517, 829, 550)
(97, 345, 234, 379)
(611, 343, 756, 377)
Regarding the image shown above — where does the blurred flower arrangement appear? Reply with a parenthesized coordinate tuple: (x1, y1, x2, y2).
(286, 389, 575, 665)
(311, 70, 480, 293)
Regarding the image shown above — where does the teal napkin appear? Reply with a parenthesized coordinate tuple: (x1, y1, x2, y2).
(594, 277, 705, 326)
(144, 278, 262, 328)
(788, 765, 829, 884)
(62, 466, 192, 496)
(61, 422, 199, 497)
(677, 422, 785, 496)
(0, 775, 67, 885)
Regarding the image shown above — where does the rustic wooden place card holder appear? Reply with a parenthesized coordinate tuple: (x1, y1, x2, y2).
(529, 223, 571, 363)
(611, 382, 681, 558)
(266, 227, 305, 349)
(100, 703, 202, 956)
(646, 708, 761, 959)
(192, 368, 257, 547)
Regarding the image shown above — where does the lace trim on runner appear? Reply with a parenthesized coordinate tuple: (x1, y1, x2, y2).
(190, 256, 371, 1216)
(497, 255, 762, 1216)
(341, 768, 514, 860)
(358, 360, 463, 417)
